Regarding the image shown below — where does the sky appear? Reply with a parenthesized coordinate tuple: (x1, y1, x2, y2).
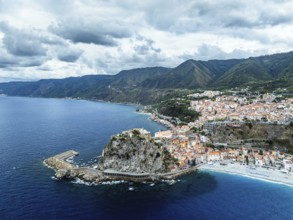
(1, 0, 293, 82)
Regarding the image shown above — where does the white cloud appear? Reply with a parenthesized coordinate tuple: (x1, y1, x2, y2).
(0, 0, 293, 81)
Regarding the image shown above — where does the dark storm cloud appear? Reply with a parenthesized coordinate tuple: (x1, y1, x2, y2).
(133, 35, 161, 55)
(0, 21, 47, 56)
(140, 0, 293, 34)
(56, 47, 83, 62)
(49, 19, 132, 46)
(224, 13, 293, 28)
(0, 50, 46, 68)
(0, 21, 68, 57)
(0, 21, 84, 66)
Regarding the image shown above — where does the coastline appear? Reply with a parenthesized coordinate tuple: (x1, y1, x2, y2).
(44, 150, 200, 184)
(2, 95, 142, 108)
(14, 96, 292, 188)
(199, 163, 293, 188)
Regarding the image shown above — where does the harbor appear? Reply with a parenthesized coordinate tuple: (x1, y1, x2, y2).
(44, 150, 200, 183)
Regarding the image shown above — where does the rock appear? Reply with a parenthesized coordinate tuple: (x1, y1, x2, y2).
(55, 169, 68, 179)
(67, 169, 78, 178)
(45, 157, 75, 170)
(97, 128, 178, 173)
(82, 174, 97, 182)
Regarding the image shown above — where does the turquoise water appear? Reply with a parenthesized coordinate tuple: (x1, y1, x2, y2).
(1, 96, 293, 219)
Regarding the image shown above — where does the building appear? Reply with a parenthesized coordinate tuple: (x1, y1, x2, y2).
(155, 130, 173, 139)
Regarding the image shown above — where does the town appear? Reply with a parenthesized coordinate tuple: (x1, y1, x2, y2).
(152, 90, 293, 180)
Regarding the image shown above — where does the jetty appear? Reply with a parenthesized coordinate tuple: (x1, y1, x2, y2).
(44, 150, 200, 183)
(53, 150, 79, 160)
(44, 150, 79, 171)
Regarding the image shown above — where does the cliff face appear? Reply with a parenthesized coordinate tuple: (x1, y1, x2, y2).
(211, 123, 293, 149)
(97, 129, 177, 173)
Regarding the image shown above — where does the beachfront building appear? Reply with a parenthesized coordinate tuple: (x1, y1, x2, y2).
(283, 159, 293, 171)
(207, 151, 221, 161)
(255, 155, 264, 167)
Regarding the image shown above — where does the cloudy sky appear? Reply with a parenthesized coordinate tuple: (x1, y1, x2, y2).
(1, 0, 293, 82)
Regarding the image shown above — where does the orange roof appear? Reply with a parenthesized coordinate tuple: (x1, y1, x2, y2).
(209, 151, 220, 155)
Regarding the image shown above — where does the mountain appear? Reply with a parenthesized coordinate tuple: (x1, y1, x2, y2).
(111, 67, 170, 88)
(213, 58, 273, 87)
(0, 67, 170, 103)
(142, 59, 242, 88)
(1, 51, 293, 104)
(0, 75, 113, 97)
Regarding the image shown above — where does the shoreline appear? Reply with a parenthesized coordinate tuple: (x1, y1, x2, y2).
(15, 95, 292, 188)
(44, 150, 199, 184)
(2, 95, 142, 108)
(199, 163, 293, 188)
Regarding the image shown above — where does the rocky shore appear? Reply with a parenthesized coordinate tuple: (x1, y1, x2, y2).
(44, 129, 198, 184)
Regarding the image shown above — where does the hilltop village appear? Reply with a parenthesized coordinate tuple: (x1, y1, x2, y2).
(151, 90, 293, 174)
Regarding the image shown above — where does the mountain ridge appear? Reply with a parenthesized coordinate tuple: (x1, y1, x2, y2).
(1, 51, 293, 104)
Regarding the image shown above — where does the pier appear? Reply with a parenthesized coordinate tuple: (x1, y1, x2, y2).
(53, 150, 79, 160)
(44, 150, 200, 183)
(44, 150, 79, 171)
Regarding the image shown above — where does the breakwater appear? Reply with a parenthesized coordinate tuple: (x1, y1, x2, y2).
(44, 150, 199, 183)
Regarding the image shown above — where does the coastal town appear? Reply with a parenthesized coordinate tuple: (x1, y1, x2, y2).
(151, 90, 293, 184)
(44, 90, 293, 186)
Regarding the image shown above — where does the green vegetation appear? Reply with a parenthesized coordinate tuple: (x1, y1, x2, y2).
(1, 51, 293, 104)
(162, 148, 179, 171)
(191, 127, 198, 132)
(155, 99, 200, 123)
(132, 129, 140, 135)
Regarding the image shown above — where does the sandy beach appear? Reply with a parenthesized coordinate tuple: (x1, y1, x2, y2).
(199, 162, 293, 187)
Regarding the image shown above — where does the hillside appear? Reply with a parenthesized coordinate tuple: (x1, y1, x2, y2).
(213, 59, 273, 87)
(211, 123, 293, 151)
(142, 59, 242, 89)
(1, 51, 293, 104)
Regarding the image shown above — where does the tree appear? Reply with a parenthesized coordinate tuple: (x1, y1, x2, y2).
(132, 129, 140, 135)
(245, 156, 249, 165)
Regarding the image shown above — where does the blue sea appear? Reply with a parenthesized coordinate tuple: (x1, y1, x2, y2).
(1, 96, 293, 219)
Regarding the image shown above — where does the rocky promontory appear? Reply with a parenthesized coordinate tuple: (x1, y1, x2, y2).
(97, 128, 178, 173)
(44, 129, 184, 183)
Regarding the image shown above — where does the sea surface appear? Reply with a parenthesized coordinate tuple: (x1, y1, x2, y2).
(1, 96, 293, 219)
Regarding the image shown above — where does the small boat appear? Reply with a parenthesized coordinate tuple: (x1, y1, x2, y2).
(128, 187, 134, 191)
(150, 183, 155, 186)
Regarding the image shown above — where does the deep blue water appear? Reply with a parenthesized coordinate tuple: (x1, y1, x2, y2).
(1, 96, 293, 219)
